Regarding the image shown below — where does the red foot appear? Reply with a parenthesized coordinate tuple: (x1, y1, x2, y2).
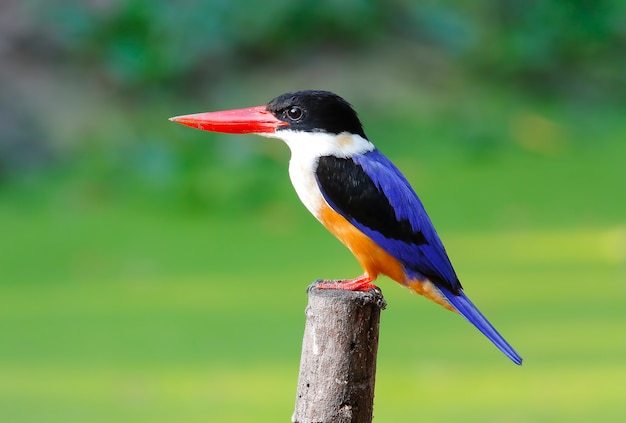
(315, 274, 378, 292)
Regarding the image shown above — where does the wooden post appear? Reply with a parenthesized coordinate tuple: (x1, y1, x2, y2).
(292, 283, 387, 423)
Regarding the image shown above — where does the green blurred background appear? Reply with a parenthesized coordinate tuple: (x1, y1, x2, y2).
(1, 0, 625, 421)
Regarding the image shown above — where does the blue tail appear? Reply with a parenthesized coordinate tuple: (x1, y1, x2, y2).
(438, 286, 523, 365)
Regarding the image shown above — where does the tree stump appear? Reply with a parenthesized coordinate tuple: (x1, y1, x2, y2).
(292, 283, 386, 423)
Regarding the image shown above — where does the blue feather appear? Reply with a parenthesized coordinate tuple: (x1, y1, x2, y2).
(318, 148, 523, 365)
(437, 284, 523, 365)
(351, 150, 461, 290)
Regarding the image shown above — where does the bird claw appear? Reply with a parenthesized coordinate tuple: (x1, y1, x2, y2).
(368, 285, 383, 296)
(306, 279, 327, 293)
(308, 277, 379, 292)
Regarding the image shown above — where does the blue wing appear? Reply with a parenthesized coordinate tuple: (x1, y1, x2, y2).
(316, 149, 461, 292)
(315, 149, 523, 365)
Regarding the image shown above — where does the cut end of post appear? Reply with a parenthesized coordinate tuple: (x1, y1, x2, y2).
(306, 280, 387, 311)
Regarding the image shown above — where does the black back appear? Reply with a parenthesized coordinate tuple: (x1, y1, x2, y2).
(266, 90, 367, 139)
(316, 155, 429, 248)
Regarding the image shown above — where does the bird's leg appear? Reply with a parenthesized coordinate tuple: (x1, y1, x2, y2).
(313, 274, 379, 292)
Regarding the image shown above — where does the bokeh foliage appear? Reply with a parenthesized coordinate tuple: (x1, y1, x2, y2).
(3, 0, 625, 214)
(40, 0, 626, 93)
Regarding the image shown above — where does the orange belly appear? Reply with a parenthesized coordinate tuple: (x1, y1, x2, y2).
(318, 203, 455, 312)
(318, 204, 406, 283)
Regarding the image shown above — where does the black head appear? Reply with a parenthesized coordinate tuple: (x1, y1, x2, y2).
(266, 90, 367, 139)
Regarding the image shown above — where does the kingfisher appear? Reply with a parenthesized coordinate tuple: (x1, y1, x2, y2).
(170, 90, 522, 365)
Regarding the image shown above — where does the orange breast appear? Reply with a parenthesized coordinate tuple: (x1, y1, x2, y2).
(318, 203, 456, 312)
(318, 204, 406, 283)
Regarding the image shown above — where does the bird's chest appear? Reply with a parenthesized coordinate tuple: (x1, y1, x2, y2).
(288, 155, 325, 219)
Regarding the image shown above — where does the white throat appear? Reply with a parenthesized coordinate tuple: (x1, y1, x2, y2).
(260, 130, 375, 217)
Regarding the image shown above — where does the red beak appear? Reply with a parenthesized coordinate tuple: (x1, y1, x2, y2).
(169, 105, 288, 134)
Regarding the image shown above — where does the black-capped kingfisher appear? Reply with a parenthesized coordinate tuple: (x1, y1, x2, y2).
(170, 90, 522, 365)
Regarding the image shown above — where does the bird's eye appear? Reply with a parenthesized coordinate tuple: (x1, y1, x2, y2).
(286, 106, 303, 121)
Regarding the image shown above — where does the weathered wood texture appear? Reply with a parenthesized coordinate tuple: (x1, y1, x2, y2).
(292, 285, 386, 423)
